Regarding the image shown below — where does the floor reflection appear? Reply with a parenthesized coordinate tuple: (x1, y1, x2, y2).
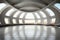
(4, 25, 56, 40)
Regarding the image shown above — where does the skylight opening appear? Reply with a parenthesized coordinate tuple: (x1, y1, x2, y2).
(54, 3, 60, 9)
(25, 13, 35, 19)
(19, 12, 25, 18)
(25, 20, 35, 24)
(19, 20, 23, 24)
(51, 18, 56, 24)
(45, 8, 55, 16)
(39, 11, 47, 18)
(13, 11, 21, 17)
(12, 19, 17, 24)
(0, 3, 7, 10)
(5, 8, 16, 16)
(34, 13, 41, 19)
(4, 18, 10, 24)
(37, 20, 41, 24)
(43, 19, 47, 24)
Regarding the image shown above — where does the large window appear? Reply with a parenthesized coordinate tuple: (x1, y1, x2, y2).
(5, 8, 17, 16)
(4, 18, 10, 24)
(39, 11, 47, 18)
(45, 8, 55, 16)
(19, 20, 23, 24)
(34, 12, 41, 19)
(0, 3, 7, 14)
(25, 20, 35, 24)
(0, 3, 7, 10)
(43, 19, 47, 24)
(0, 4, 55, 25)
(13, 11, 21, 17)
(51, 18, 56, 24)
(19, 12, 25, 18)
(54, 3, 60, 9)
(25, 13, 35, 19)
(12, 19, 17, 24)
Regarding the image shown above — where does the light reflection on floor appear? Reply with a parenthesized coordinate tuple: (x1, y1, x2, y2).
(4, 25, 56, 40)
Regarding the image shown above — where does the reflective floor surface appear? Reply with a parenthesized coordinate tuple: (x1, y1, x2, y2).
(2, 25, 56, 40)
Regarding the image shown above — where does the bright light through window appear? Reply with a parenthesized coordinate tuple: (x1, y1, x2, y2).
(39, 11, 46, 18)
(35, 13, 40, 19)
(24, 20, 41, 24)
(25, 13, 34, 19)
(45, 8, 55, 16)
(12, 19, 17, 24)
(13, 11, 21, 17)
(19, 12, 25, 18)
(5, 8, 17, 16)
(43, 19, 47, 24)
(4, 18, 10, 24)
(37, 20, 41, 24)
(19, 20, 23, 24)
(25, 20, 35, 24)
(51, 18, 56, 24)
(0, 3, 7, 10)
(54, 3, 60, 9)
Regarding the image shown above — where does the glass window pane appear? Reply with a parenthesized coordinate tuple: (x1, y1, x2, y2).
(25, 13, 34, 19)
(19, 12, 25, 18)
(39, 11, 46, 18)
(4, 18, 10, 24)
(54, 3, 60, 9)
(37, 20, 41, 24)
(45, 8, 55, 16)
(51, 18, 56, 24)
(25, 20, 35, 24)
(5, 8, 16, 16)
(13, 11, 21, 17)
(19, 20, 23, 24)
(34, 13, 40, 19)
(43, 19, 47, 24)
(12, 19, 17, 24)
(0, 3, 7, 10)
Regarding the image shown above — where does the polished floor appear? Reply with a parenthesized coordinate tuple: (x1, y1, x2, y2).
(0, 25, 59, 40)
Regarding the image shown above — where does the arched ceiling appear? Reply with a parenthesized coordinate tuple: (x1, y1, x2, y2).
(0, 0, 56, 12)
(0, 0, 60, 26)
